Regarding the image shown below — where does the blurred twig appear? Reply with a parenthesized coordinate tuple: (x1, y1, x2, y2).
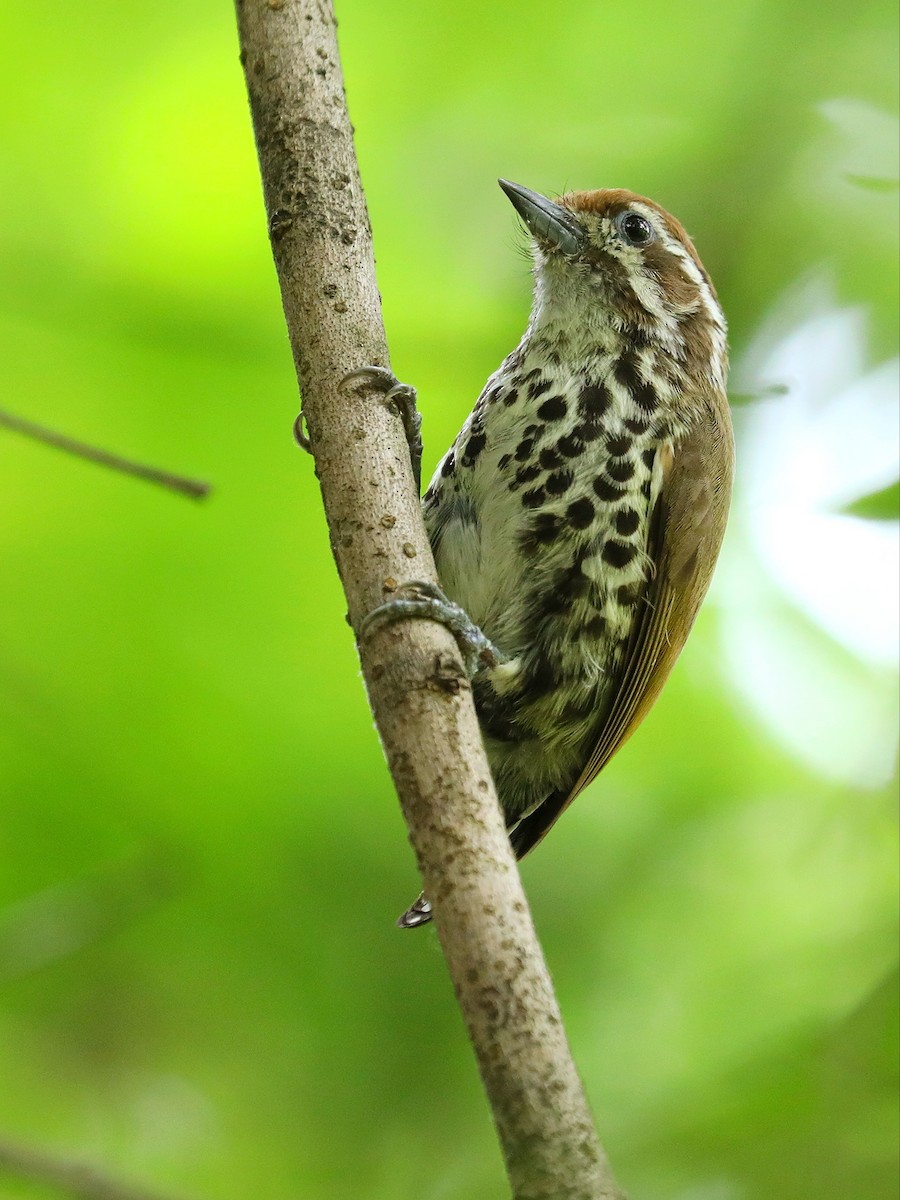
(727, 382, 789, 406)
(0, 1135, 193, 1200)
(234, 2, 622, 1198)
(0, 408, 211, 499)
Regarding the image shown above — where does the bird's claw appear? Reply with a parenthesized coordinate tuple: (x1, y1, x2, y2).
(359, 580, 503, 679)
(292, 410, 312, 453)
(340, 366, 423, 492)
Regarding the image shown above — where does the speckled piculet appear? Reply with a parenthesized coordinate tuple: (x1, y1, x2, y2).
(358, 180, 734, 927)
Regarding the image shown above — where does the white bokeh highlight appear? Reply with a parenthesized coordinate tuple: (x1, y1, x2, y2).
(716, 278, 899, 786)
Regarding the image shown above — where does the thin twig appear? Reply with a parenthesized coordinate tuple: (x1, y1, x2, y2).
(234, 2, 623, 1197)
(0, 409, 211, 499)
(0, 1135, 194, 1200)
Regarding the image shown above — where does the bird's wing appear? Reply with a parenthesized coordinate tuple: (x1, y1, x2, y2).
(509, 400, 734, 860)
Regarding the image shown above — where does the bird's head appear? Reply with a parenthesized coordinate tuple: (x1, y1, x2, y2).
(499, 179, 726, 386)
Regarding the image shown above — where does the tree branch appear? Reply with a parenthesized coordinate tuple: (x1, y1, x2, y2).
(234, 3, 624, 1196)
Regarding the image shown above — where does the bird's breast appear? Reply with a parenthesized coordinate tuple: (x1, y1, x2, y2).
(420, 342, 694, 812)
(424, 347, 676, 736)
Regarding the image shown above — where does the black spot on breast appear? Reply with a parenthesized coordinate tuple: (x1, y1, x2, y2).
(625, 415, 651, 434)
(607, 458, 636, 483)
(473, 680, 522, 742)
(520, 513, 561, 552)
(616, 582, 642, 606)
(503, 347, 525, 373)
(635, 381, 658, 413)
(528, 377, 552, 398)
(545, 470, 574, 496)
(578, 383, 612, 420)
(503, 389, 520, 407)
(521, 367, 542, 384)
(522, 487, 546, 508)
(583, 614, 607, 639)
(593, 476, 625, 502)
(641, 448, 655, 468)
(566, 497, 595, 529)
(512, 463, 541, 489)
(526, 654, 562, 696)
(602, 540, 639, 568)
(573, 422, 603, 443)
(515, 438, 535, 462)
(614, 507, 641, 536)
(614, 352, 642, 393)
(485, 385, 502, 405)
(498, 453, 512, 471)
(630, 327, 653, 350)
(539, 446, 563, 471)
(441, 453, 456, 478)
(556, 433, 584, 458)
(537, 395, 567, 421)
(462, 432, 486, 465)
(544, 563, 589, 613)
(605, 435, 633, 458)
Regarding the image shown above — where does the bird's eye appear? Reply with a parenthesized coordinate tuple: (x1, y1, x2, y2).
(616, 211, 655, 247)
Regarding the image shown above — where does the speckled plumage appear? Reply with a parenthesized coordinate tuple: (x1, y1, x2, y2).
(401, 183, 734, 923)
(424, 353, 663, 815)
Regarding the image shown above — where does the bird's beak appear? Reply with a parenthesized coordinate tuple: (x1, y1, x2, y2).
(499, 179, 584, 256)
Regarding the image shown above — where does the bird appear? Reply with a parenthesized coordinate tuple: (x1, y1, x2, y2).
(349, 179, 734, 928)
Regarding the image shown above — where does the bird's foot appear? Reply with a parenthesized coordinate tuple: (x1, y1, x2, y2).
(340, 366, 423, 492)
(397, 893, 432, 929)
(360, 581, 503, 679)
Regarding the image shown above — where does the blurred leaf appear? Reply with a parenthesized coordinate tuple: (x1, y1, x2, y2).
(728, 382, 790, 406)
(845, 173, 900, 192)
(840, 479, 900, 520)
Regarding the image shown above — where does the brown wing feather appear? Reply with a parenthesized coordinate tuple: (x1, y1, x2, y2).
(510, 396, 734, 860)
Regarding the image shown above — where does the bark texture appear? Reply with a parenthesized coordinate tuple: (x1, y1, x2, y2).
(234, 3, 624, 1196)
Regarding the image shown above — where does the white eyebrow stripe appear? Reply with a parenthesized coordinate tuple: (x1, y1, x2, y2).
(606, 199, 729, 388)
(652, 219, 727, 332)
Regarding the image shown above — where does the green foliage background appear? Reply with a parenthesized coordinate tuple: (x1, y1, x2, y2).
(0, 1, 897, 1198)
